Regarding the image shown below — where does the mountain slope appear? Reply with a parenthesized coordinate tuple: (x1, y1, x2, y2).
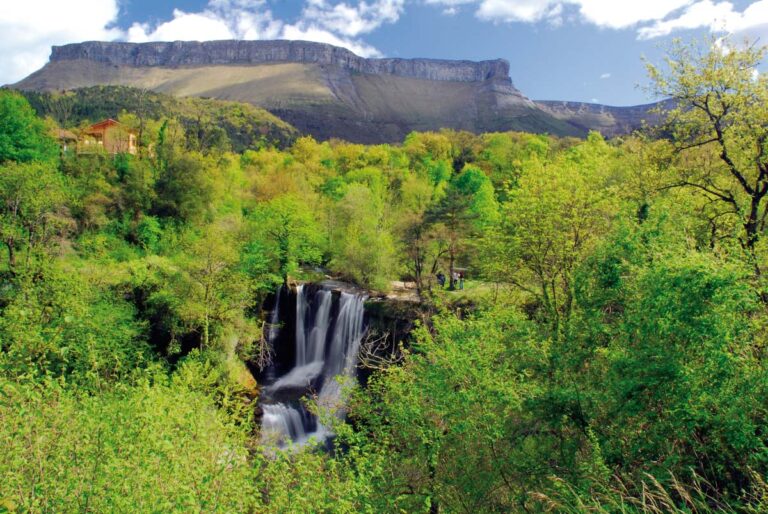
(21, 85, 298, 151)
(13, 40, 660, 143)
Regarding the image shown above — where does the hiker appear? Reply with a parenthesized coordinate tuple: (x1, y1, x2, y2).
(436, 271, 446, 288)
(459, 272, 465, 290)
(451, 271, 459, 290)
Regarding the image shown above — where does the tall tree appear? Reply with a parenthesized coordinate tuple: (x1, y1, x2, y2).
(0, 90, 58, 164)
(647, 38, 768, 267)
(426, 165, 498, 289)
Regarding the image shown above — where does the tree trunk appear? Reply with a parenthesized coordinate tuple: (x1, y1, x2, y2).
(5, 240, 15, 270)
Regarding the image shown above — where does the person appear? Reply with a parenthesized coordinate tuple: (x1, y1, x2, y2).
(451, 271, 459, 290)
(436, 271, 446, 288)
(459, 272, 465, 290)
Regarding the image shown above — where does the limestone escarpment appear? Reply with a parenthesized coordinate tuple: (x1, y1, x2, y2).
(50, 40, 512, 84)
(536, 100, 665, 138)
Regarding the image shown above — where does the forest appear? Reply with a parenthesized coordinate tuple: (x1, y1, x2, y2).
(2, 38, 768, 512)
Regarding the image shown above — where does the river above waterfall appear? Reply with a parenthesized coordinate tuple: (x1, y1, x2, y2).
(259, 283, 367, 447)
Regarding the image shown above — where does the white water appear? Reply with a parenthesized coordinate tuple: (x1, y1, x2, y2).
(267, 285, 282, 344)
(261, 285, 366, 448)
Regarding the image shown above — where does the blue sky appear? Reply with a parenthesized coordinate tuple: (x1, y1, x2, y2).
(2, 0, 766, 105)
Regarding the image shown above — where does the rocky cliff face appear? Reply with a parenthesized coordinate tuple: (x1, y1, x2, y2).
(536, 100, 665, 138)
(50, 40, 512, 84)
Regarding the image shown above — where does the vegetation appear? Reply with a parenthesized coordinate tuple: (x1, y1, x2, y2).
(3, 37, 768, 512)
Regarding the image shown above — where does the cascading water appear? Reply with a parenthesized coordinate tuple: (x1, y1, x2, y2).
(260, 283, 367, 447)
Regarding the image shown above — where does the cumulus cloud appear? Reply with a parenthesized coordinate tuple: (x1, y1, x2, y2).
(426, 0, 768, 42)
(273, 0, 405, 56)
(299, 0, 405, 37)
(426, 0, 694, 26)
(126, 1, 282, 42)
(639, 0, 768, 41)
(0, 0, 121, 85)
(573, 0, 694, 29)
(126, 0, 399, 57)
(474, 0, 562, 23)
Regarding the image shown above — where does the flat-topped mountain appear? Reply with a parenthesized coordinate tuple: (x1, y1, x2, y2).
(13, 40, 660, 143)
(47, 40, 511, 83)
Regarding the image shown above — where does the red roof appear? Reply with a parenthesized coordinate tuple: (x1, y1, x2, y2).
(85, 119, 135, 135)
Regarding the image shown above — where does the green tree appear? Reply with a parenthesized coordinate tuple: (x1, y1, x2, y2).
(0, 90, 58, 164)
(0, 162, 69, 270)
(347, 307, 548, 512)
(169, 220, 252, 349)
(647, 38, 768, 263)
(426, 165, 498, 289)
(485, 134, 618, 334)
(331, 184, 397, 290)
(247, 194, 325, 286)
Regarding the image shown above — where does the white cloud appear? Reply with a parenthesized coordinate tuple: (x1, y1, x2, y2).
(574, 0, 694, 29)
(427, 0, 693, 26)
(427, 0, 768, 42)
(128, 10, 237, 42)
(475, 0, 562, 23)
(0, 0, 121, 85)
(638, 1, 738, 39)
(638, 0, 768, 41)
(126, 0, 394, 57)
(299, 0, 405, 37)
(272, 0, 404, 56)
(600, 72, 611, 79)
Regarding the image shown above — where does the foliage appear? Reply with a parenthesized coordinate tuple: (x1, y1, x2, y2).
(0, 90, 58, 164)
(4, 38, 768, 512)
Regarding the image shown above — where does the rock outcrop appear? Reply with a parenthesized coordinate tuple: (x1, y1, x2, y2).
(536, 100, 666, 138)
(50, 40, 512, 84)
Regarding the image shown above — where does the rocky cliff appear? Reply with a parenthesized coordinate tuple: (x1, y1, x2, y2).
(50, 40, 512, 84)
(536, 100, 664, 138)
(14, 40, 657, 143)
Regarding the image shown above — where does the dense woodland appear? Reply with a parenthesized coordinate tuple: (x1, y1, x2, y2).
(3, 38, 768, 512)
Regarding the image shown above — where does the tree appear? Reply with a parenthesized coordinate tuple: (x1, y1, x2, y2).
(426, 165, 498, 289)
(246, 195, 325, 286)
(0, 90, 58, 164)
(153, 150, 215, 223)
(486, 134, 617, 335)
(346, 307, 548, 512)
(331, 184, 397, 291)
(647, 38, 768, 267)
(171, 220, 252, 349)
(395, 175, 445, 293)
(0, 162, 68, 270)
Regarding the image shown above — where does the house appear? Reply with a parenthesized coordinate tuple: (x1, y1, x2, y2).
(78, 119, 137, 155)
(56, 129, 78, 153)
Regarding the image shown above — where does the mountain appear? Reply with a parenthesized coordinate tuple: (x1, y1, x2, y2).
(535, 100, 666, 138)
(12, 40, 662, 143)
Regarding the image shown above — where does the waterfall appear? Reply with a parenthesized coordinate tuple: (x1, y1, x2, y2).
(267, 285, 282, 344)
(260, 284, 367, 448)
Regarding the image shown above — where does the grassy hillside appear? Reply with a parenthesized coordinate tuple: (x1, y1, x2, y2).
(21, 85, 299, 151)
